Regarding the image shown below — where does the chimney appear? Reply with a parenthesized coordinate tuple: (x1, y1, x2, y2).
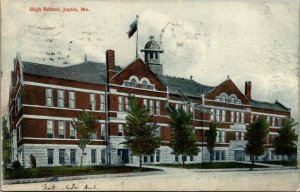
(106, 50, 115, 82)
(245, 81, 252, 100)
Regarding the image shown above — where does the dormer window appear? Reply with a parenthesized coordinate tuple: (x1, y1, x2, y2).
(123, 76, 155, 90)
(216, 93, 241, 104)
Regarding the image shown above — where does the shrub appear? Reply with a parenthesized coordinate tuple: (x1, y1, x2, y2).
(12, 160, 21, 169)
(30, 154, 36, 168)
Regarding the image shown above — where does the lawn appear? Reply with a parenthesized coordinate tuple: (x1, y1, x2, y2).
(262, 160, 297, 167)
(153, 162, 268, 169)
(4, 165, 162, 180)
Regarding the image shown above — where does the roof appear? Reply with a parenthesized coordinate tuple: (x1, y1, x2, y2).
(21, 60, 289, 111)
(23, 61, 114, 84)
(251, 99, 290, 112)
(158, 75, 214, 97)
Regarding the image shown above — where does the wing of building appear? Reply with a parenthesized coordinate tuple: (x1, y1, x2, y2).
(9, 36, 291, 168)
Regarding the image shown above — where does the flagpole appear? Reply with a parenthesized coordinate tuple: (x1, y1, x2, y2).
(136, 26, 138, 59)
(136, 15, 139, 59)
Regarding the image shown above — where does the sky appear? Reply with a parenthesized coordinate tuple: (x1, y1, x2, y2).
(1, 0, 299, 123)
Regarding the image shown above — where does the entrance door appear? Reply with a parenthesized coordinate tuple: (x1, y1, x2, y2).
(117, 149, 129, 164)
(234, 150, 245, 161)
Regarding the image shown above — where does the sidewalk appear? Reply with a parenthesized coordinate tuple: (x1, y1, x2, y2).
(3, 169, 165, 185)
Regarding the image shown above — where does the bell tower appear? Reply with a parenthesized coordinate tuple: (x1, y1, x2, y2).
(141, 35, 164, 75)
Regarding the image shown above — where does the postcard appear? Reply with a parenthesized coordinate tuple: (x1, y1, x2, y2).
(1, 0, 299, 191)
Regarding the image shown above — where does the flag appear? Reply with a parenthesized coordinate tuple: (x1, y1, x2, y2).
(127, 15, 139, 38)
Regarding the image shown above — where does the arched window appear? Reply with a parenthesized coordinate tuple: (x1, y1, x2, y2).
(142, 80, 148, 88)
(131, 78, 137, 87)
(230, 97, 235, 103)
(218, 93, 228, 102)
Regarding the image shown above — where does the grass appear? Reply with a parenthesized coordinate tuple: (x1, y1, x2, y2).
(4, 165, 161, 180)
(153, 162, 268, 169)
(262, 160, 297, 167)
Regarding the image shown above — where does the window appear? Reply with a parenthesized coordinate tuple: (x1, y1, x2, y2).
(215, 150, 220, 160)
(216, 110, 220, 121)
(230, 111, 234, 123)
(150, 52, 153, 59)
(182, 104, 187, 112)
(47, 120, 54, 138)
(215, 150, 225, 160)
(221, 150, 225, 160)
(57, 90, 64, 108)
(91, 149, 96, 163)
(142, 80, 148, 89)
(69, 91, 75, 109)
(143, 99, 148, 108)
(90, 94, 96, 111)
(154, 126, 160, 137)
(190, 156, 194, 162)
(70, 149, 76, 165)
(91, 131, 97, 140)
(241, 132, 245, 140)
(220, 95, 226, 102)
(70, 124, 76, 139)
(216, 131, 220, 143)
(272, 117, 275, 126)
(101, 124, 106, 140)
(241, 112, 245, 123)
(175, 155, 179, 162)
(221, 131, 225, 143)
(210, 109, 214, 121)
(235, 132, 239, 140)
(150, 155, 154, 162)
(217, 131, 225, 143)
(267, 116, 270, 124)
(46, 88, 52, 106)
(118, 124, 123, 136)
(100, 94, 105, 111)
(221, 110, 226, 122)
(230, 97, 235, 103)
(251, 114, 254, 123)
(118, 96, 124, 111)
(59, 149, 65, 164)
(125, 97, 129, 111)
(175, 104, 179, 110)
(47, 149, 54, 164)
(144, 156, 148, 163)
(149, 100, 154, 115)
(58, 121, 65, 139)
(130, 78, 137, 87)
(156, 100, 160, 115)
(182, 156, 187, 162)
(277, 117, 282, 127)
(101, 149, 106, 164)
(235, 112, 240, 123)
(17, 124, 22, 141)
(155, 53, 158, 59)
(156, 149, 160, 162)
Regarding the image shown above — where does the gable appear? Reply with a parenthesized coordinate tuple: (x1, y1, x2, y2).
(110, 59, 167, 91)
(206, 79, 250, 105)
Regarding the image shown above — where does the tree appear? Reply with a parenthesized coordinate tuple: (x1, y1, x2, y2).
(2, 117, 10, 168)
(245, 116, 269, 170)
(72, 109, 99, 166)
(273, 117, 298, 162)
(124, 96, 160, 169)
(206, 120, 218, 163)
(167, 106, 199, 167)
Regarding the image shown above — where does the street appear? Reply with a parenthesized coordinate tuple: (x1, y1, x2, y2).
(2, 166, 299, 191)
